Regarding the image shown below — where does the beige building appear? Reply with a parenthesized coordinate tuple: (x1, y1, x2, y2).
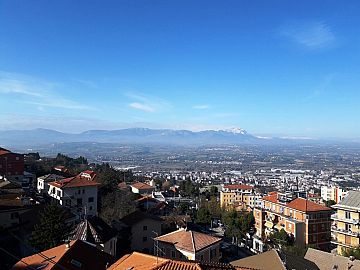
(220, 184, 260, 210)
(254, 191, 332, 252)
(331, 190, 360, 255)
(155, 228, 222, 262)
(117, 211, 163, 254)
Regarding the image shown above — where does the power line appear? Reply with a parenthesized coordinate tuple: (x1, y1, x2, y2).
(0, 247, 37, 270)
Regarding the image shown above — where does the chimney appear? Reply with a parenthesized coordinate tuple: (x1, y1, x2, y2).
(65, 240, 70, 249)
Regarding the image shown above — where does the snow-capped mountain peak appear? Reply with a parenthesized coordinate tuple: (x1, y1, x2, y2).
(223, 128, 248, 135)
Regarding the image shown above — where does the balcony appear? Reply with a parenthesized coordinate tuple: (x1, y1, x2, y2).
(332, 227, 360, 237)
(331, 214, 360, 225)
(331, 237, 356, 249)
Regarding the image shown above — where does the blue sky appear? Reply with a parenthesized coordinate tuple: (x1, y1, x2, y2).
(0, 0, 360, 138)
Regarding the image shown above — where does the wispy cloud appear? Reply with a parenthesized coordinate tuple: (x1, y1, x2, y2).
(193, 104, 210, 110)
(0, 71, 92, 110)
(125, 92, 171, 113)
(129, 102, 155, 112)
(279, 21, 335, 49)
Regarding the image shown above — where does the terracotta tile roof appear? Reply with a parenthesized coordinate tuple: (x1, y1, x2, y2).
(11, 240, 114, 270)
(0, 148, 11, 155)
(223, 185, 253, 190)
(262, 192, 331, 213)
(261, 192, 278, 203)
(286, 198, 331, 212)
(131, 182, 155, 190)
(48, 172, 99, 189)
(155, 229, 221, 253)
(108, 251, 255, 270)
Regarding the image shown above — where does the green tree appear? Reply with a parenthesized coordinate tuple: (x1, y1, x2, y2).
(325, 199, 336, 208)
(196, 207, 212, 225)
(30, 204, 71, 251)
(342, 246, 360, 260)
(222, 210, 254, 240)
(210, 186, 218, 197)
(269, 228, 294, 246)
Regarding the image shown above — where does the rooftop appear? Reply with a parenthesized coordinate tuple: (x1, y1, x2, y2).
(108, 251, 253, 270)
(48, 171, 99, 189)
(72, 216, 117, 244)
(333, 190, 360, 210)
(223, 184, 253, 190)
(11, 240, 114, 270)
(155, 228, 221, 253)
(305, 248, 360, 270)
(131, 182, 155, 190)
(262, 192, 331, 213)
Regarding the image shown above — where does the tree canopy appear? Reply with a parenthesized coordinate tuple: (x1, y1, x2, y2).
(30, 204, 71, 251)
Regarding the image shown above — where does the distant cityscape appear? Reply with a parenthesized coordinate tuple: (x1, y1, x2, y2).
(1, 136, 360, 269)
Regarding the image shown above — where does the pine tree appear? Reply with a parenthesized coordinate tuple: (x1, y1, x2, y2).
(30, 204, 71, 251)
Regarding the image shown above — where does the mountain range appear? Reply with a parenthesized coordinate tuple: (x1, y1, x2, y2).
(1, 127, 356, 147)
(0, 127, 265, 146)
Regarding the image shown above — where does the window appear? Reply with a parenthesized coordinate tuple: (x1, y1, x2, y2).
(88, 197, 94, 203)
(57, 190, 61, 197)
(345, 223, 351, 231)
(78, 190, 81, 194)
(345, 211, 351, 219)
(16, 157, 19, 161)
(77, 198, 83, 206)
(171, 250, 176, 258)
(200, 255, 204, 261)
(210, 248, 217, 259)
(11, 212, 19, 219)
(142, 236, 147, 242)
(82, 189, 85, 194)
(143, 225, 148, 231)
(89, 206, 93, 211)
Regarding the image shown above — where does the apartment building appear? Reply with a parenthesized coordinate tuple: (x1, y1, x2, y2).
(253, 191, 332, 252)
(331, 190, 360, 255)
(0, 148, 24, 183)
(48, 170, 99, 217)
(321, 185, 348, 204)
(220, 184, 260, 210)
(37, 173, 65, 195)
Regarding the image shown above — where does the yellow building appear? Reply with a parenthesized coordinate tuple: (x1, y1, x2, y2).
(253, 191, 332, 252)
(220, 184, 260, 210)
(332, 191, 360, 255)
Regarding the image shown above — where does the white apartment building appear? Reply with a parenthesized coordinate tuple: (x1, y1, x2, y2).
(37, 174, 65, 195)
(48, 171, 99, 217)
(321, 186, 348, 204)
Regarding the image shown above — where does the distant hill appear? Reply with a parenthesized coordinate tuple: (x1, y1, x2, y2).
(0, 127, 261, 146)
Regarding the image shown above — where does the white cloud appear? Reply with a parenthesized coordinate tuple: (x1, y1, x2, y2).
(129, 102, 155, 112)
(0, 71, 92, 110)
(280, 21, 335, 49)
(125, 92, 171, 113)
(193, 104, 210, 110)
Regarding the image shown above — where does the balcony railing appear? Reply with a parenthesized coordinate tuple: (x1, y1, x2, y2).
(331, 214, 360, 225)
(332, 227, 360, 237)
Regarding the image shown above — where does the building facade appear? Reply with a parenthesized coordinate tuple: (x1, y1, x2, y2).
(37, 174, 65, 195)
(331, 191, 360, 255)
(155, 228, 222, 262)
(0, 148, 24, 183)
(254, 191, 332, 251)
(321, 186, 348, 204)
(48, 171, 99, 217)
(220, 184, 260, 210)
